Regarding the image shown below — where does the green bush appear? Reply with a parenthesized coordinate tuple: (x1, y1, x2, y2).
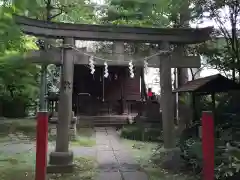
(179, 124, 240, 179)
(179, 138, 202, 173)
(120, 125, 162, 142)
(1, 99, 27, 118)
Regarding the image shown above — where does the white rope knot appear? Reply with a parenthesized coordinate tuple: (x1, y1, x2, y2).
(104, 62, 109, 78)
(89, 56, 95, 74)
(129, 60, 134, 78)
(144, 59, 148, 74)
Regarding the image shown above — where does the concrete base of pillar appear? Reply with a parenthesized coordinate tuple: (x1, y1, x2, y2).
(47, 151, 74, 173)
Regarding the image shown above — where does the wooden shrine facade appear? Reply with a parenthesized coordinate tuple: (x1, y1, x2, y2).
(73, 65, 141, 116)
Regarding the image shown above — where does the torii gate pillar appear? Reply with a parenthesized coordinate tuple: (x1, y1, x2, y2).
(158, 42, 201, 149)
(158, 42, 201, 169)
(159, 42, 175, 149)
(48, 38, 75, 173)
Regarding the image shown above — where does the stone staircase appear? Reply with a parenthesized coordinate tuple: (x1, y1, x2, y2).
(78, 115, 131, 127)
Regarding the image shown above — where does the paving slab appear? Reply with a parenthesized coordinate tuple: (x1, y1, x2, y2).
(96, 136, 108, 141)
(107, 130, 118, 136)
(97, 144, 113, 151)
(95, 127, 149, 180)
(122, 171, 148, 180)
(98, 163, 120, 172)
(110, 142, 124, 151)
(71, 147, 96, 157)
(96, 139, 111, 146)
(96, 134, 108, 139)
(114, 151, 135, 164)
(105, 127, 115, 131)
(94, 127, 107, 132)
(119, 163, 143, 172)
(96, 172, 122, 180)
(97, 150, 117, 165)
(95, 131, 107, 136)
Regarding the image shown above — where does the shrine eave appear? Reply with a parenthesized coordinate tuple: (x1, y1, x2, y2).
(14, 15, 213, 44)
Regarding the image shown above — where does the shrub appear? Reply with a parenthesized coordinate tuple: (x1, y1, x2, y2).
(120, 125, 162, 142)
(179, 124, 240, 179)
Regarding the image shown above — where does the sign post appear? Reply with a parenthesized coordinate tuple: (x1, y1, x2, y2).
(202, 111, 214, 180)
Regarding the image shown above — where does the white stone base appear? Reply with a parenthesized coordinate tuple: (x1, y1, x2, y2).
(69, 125, 77, 137)
(50, 127, 57, 136)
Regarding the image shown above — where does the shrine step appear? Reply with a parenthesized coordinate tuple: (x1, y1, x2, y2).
(78, 115, 131, 127)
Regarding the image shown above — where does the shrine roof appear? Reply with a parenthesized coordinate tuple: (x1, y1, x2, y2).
(173, 74, 240, 94)
(14, 15, 212, 44)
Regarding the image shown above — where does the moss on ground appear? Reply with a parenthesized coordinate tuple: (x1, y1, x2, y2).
(0, 151, 96, 180)
(48, 157, 96, 180)
(70, 127, 96, 147)
(0, 119, 96, 147)
(0, 150, 36, 180)
(70, 137, 96, 147)
(123, 139, 198, 180)
(0, 119, 36, 141)
(0, 119, 97, 180)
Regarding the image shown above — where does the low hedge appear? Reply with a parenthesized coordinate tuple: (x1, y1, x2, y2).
(120, 125, 162, 142)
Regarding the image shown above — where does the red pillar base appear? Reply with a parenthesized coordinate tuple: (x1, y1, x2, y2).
(202, 111, 214, 180)
(35, 111, 48, 180)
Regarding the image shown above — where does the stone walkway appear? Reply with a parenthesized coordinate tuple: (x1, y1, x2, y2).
(95, 127, 148, 180)
(0, 127, 148, 180)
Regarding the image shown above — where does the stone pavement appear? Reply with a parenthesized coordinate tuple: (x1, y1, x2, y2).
(95, 127, 148, 180)
(0, 127, 148, 180)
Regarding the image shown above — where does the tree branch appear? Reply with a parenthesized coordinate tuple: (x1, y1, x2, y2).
(50, 8, 63, 19)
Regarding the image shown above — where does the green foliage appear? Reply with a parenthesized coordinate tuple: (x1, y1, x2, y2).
(120, 124, 162, 142)
(0, 1, 41, 117)
(54, 0, 98, 24)
(101, 0, 204, 27)
(179, 137, 202, 173)
(0, 0, 99, 118)
(101, 0, 170, 27)
(195, 0, 240, 80)
(26, 0, 98, 23)
(198, 38, 239, 78)
(178, 118, 240, 179)
(0, 0, 39, 53)
(0, 43, 39, 117)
